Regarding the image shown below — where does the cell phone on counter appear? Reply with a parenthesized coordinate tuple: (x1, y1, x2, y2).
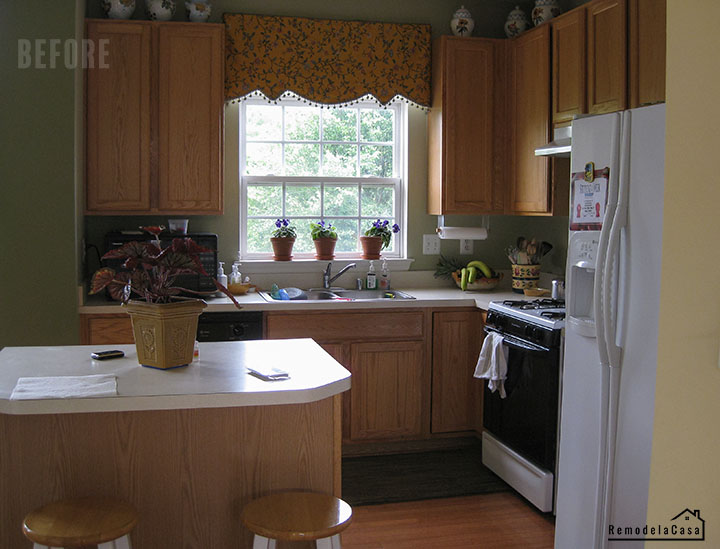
(91, 350, 125, 360)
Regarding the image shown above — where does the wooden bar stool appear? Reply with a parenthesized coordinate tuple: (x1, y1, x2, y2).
(22, 496, 138, 549)
(242, 491, 352, 549)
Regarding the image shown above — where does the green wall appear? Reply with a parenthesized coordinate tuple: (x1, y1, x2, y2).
(0, 0, 80, 347)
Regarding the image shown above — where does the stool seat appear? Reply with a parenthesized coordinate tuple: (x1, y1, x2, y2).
(242, 491, 352, 542)
(23, 496, 138, 548)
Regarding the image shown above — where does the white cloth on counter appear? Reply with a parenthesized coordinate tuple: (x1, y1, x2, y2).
(473, 332, 508, 398)
(10, 374, 117, 400)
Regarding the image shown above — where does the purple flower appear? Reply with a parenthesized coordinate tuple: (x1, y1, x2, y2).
(392, 223, 400, 233)
(383, 220, 389, 226)
(282, 219, 289, 227)
(275, 219, 282, 228)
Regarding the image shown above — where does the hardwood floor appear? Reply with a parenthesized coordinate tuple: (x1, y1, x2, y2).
(341, 492, 555, 548)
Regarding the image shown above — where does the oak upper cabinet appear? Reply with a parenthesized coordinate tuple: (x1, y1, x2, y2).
(157, 25, 223, 212)
(431, 310, 483, 434)
(629, 0, 666, 108)
(507, 24, 551, 214)
(587, 0, 627, 114)
(85, 20, 224, 215)
(552, 8, 587, 125)
(86, 21, 151, 212)
(428, 36, 504, 215)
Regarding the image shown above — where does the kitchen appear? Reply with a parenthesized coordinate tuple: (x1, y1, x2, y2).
(2, 0, 720, 548)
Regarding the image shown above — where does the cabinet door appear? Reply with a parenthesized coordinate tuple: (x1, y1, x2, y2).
(157, 24, 224, 213)
(431, 311, 483, 433)
(508, 24, 551, 214)
(629, 0, 666, 108)
(428, 37, 500, 214)
(86, 21, 151, 212)
(587, 0, 627, 114)
(319, 343, 352, 441)
(552, 9, 587, 125)
(80, 314, 134, 345)
(349, 341, 424, 440)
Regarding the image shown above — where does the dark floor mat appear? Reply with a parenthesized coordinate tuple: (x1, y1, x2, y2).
(342, 445, 510, 506)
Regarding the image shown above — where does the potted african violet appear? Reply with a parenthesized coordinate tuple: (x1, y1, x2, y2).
(270, 218, 297, 261)
(360, 219, 400, 259)
(310, 220, 338, 260)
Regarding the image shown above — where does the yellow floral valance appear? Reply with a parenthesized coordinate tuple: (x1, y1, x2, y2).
(223, 13, 431, 108)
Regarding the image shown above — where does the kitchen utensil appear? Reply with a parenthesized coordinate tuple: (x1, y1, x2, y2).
(517, 236, 527, 251)
(551, 279, 565, 300)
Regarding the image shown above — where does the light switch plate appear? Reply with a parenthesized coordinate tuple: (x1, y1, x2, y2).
(423, 234, 441, 255)
(460, 239, 473, 255)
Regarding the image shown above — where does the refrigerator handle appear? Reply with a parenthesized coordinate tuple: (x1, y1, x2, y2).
(603, 114, 630, 369)
(594, 115, 622, 370)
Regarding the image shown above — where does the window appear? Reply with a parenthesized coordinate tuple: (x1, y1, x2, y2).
(239, 98, 405, 259)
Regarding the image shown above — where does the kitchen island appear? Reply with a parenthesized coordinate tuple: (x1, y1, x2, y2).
(0, 339, 350, 548)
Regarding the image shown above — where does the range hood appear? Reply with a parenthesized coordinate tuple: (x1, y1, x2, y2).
(535, 126, 571, 157)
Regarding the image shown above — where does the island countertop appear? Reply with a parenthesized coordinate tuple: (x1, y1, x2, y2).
(0, 339, 351, 415)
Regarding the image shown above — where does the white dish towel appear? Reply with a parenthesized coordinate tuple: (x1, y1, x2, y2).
(10, 374, 118, 400)
(473, 332, 508, 398)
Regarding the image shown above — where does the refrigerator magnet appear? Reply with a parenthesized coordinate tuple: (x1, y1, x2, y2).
(570, 167, 609, 231)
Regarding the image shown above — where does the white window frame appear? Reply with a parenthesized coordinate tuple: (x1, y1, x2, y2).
(238, 97, 407, 260)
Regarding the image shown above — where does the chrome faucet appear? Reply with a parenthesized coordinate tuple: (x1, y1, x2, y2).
(323, 262, 357, 289)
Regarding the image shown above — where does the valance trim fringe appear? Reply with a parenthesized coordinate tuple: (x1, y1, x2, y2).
(226, 90, 429, 111)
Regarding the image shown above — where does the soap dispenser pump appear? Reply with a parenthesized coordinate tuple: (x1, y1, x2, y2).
(366, 260, 377, 289)
(216, 261, 228, 296)
(379, 258, 390, 290)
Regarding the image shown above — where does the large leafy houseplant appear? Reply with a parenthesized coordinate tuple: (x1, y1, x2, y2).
(89, 227, 239, 369)
(89, 230, 239, 305)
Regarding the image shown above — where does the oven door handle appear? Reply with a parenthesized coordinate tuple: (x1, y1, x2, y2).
(484, 326, 551, 353)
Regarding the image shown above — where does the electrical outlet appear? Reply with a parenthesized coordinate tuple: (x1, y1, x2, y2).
(423, 234, 441, 255)
(460, 239, 473, 255)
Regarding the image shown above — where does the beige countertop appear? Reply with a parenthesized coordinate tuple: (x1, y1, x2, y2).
(79, 286, 527, 314)
(0, 339, 351, 415)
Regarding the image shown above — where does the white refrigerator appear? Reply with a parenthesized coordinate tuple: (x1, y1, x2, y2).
(554, 104, 665, 549)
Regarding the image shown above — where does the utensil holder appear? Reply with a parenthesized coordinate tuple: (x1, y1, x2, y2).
(511, 264, 541, 293)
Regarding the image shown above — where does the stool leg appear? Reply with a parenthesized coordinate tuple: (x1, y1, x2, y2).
(316, 534, 342, 549)
(253, 534, 277, 549)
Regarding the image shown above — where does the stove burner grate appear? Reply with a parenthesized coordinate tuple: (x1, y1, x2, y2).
(501, 298, 566, 310)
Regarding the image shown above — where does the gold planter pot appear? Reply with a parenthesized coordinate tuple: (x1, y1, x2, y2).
(122, 299, 207, 369)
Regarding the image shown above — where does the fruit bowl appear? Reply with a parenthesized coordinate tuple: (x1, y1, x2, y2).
(452, 271, 503, 291)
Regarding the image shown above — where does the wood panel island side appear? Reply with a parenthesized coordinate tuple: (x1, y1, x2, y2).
(0, 339, 350, 548)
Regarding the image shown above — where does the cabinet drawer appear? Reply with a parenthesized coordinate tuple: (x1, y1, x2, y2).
(266, 310, 424, 341)
(80, 314, 134, 345)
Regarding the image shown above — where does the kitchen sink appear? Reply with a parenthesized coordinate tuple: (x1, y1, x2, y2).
(259, 288, 416, 302)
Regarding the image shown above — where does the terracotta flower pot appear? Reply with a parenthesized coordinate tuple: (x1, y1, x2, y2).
(360, 236, 383, 260)
(122, 299, 207, 369)
(270, 237, 295, 261)
(313, 237, 337, 260)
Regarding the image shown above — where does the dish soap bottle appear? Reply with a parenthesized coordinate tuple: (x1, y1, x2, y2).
(229, 262, 243, 294)
(216, 261, 228, 296)
(366, 260, 377, 289)
(379, 258, 390, 290)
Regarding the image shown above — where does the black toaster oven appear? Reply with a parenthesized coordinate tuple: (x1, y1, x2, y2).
(102, 231, 218, 298)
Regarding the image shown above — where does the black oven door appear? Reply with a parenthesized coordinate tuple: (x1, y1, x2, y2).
(482, 331, 560, 472)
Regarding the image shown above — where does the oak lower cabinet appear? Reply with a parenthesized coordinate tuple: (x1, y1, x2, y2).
(80, 314, 134, 345)
(431, 310, 484, 434)
(427, 36, 504, 215)
(265, 310, 430, 444)
(85, 19, 224, 215)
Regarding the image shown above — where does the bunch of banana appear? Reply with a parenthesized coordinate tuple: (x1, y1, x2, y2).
(456, 260, 495, 291)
